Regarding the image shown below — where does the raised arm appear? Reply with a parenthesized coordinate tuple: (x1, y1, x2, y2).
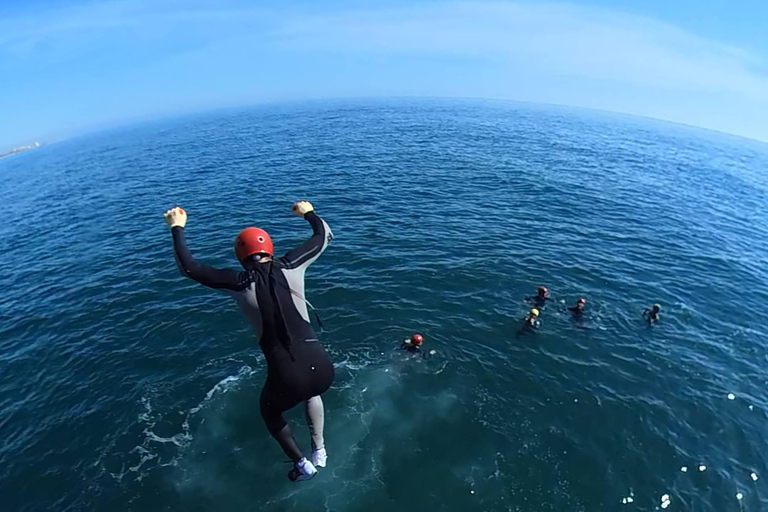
(164, 207, 246, 292)
(279, 201, 333, 270)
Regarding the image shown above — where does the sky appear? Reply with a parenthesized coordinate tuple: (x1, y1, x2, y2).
(1, 0, 767, 149)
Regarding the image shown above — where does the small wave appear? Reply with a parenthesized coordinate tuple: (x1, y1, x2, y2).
(187, 365, 256, 416)
(96, 363, 259, 488)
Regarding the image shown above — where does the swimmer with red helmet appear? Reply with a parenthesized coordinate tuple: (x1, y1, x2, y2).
(568, 297, 586, 320)
(528, 286, 551, 309)
(163, 201, 333, 482)
(401, 333, 436, 357)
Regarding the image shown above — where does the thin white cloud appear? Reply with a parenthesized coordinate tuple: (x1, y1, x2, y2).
(0, 0, 270, 54)
(3, 0, 766, 101)
(276, 2, 768, 102)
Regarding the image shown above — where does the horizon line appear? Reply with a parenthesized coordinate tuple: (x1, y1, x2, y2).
(6, 95, 768, 153)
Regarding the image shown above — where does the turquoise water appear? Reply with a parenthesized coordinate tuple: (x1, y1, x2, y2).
(2, 100, 768, 512)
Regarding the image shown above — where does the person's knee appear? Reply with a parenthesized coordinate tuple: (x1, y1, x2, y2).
(262, 409, 287, 435)
(260, 396, 287, 435)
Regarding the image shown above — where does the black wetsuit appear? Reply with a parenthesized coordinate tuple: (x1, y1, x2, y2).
(568, 306, 584, 319)
(643, 309, 660, 324)
(528, 295, 550, 309)
(171, 212, 334, 436)
(517, 317, 539, 336)
(400, 343, 431, 359)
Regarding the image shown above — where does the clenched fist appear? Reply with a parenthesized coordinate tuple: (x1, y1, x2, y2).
(163, 206, 187, 229)
(292, 201, 314, 217)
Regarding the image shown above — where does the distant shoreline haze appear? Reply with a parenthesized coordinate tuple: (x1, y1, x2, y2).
(0, 142, 40, 160)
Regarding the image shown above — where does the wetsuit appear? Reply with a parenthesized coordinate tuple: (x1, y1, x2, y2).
(400, 343, 431, 359)
(643, 309, 660, 324)
(528, 295, 549, 309)
(568, 306, 584, 319)
(517, 317, 539, 336)
(170, 212, 334, 457)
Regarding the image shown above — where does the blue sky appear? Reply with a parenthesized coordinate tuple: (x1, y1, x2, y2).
(1, 0, 767, 149)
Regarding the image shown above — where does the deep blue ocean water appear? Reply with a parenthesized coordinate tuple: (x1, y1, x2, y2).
(2, 100, 768, 512)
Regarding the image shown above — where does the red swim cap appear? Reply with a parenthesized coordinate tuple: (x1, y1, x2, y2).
(577, 298, 586, 305)
(538, 286, 548, 295)
(411, 334, 424, 346)
(235, 227, 273, 261)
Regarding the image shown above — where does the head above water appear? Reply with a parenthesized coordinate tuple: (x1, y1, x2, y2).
(530, 308, 540, 317)
(235, 227, 273, 269)
(577, 297, 586, 308)
(411, 334, 424, 346)
(538, 286, 548, 297)
(652, 304, 661, 313)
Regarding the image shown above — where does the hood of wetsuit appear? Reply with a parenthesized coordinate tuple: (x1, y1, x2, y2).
(411, 334, 424, 346)
(538, 286, 548, 296)
(653, 304, 661, 312)
(235, 227, 273, 262)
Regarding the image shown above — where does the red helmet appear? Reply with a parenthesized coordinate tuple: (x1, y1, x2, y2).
(538, 286, 548, 295)
(235, 227, 273, 261)
(577, 297, 586, 305)
(411, 334, 424, 346)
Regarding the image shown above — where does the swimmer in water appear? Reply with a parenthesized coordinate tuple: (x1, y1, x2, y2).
(518, 308, 540, 335)
(163, 201, 333, 482)
(528, 286, 550, 309)
(643, 303, 661, 324)
(568, 298, 586, 320)
(401, 333, 436, 357)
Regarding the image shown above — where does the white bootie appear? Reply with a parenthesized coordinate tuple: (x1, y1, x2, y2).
(312, 447, 327, 468)
(288, 458, 317, 482)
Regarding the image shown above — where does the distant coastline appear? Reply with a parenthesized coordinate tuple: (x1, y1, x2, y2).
(0, 141, 40, 159)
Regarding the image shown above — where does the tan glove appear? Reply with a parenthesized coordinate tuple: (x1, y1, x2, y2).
(292, 200, 314, 217)
(163, 206, 187, 229)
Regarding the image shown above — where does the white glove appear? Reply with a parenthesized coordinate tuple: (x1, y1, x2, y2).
(163, 206, 187, 229)
(292, 200, 314, 217)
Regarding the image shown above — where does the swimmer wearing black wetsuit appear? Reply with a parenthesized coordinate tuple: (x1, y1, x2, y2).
(400, 334, 436, 358)
(517, 308, 540, 336)
(163, 201, 333, 482)
(528, 286, 550, 309)
(643, 304, 661, 324)
(568, 298, 586, 320)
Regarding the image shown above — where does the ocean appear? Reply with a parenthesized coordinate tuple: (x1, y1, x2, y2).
(2, 99, 768, 512)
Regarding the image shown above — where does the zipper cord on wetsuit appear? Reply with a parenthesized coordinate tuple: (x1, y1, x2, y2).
(266, 271, 325, 332)
(279, 284, 324, 331)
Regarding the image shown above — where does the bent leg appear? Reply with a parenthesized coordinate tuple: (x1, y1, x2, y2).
(273, 424, 303, 463)
(260, 384, 303, 462)
(305, 395, 325, 451)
